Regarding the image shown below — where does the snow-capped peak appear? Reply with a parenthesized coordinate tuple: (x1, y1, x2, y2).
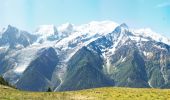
(34, 25, 59, 43)
(5, 25, 18, 32)
(0, 25, 21, 38)
(119, 23, 128, 29)
(113, 23, 130, 36)
(35, 25, 57, 36)
(0, 25, 24, 37)
(57, 23, 74, 33)
(54, 21, 118, 50)
(75, 21, 118, 36)
(133, 28, 170, 45)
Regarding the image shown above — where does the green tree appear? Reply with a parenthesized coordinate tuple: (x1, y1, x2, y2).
(0, 76, 9, 86)
(47, 87, 52, 92)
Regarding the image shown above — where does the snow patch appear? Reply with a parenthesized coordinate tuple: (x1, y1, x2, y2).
(148, 79, 153, 88)
(0, 45, 10, 52)
(108, 31, 124, 54)
(13, 42, 55, 73)
(75, 21, 118, 36)
(133, 28, 170, 45)
(58, 23, 74, 33)
(35, 25, 57, 36)
(129, 36, 149, 42)
(154, 45, 166, 50)
(143, 51, 154, 59)
(121, 57, 126, 62)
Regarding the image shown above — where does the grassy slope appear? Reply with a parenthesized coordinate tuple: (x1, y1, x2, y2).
(1, 85, 170, 100)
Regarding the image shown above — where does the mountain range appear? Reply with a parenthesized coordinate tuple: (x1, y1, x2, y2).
(0, 21, 170, 91)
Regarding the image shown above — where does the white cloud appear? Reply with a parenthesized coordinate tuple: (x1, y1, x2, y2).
(156, 2, 170, 8)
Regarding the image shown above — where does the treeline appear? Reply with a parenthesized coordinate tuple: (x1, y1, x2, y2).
(0, 76, 9, 86)
(0, 76, 16, 89)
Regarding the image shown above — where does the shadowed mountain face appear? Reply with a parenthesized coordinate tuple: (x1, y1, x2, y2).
(0, 22, 170, 91)
(16, 47, 58, 91)
(59, 47, 114, 91)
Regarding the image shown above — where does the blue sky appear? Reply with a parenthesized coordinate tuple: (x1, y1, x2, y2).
(0, 0, 170, 37)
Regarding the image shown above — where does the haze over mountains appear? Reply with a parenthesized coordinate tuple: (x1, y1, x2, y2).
(0, 21, 170, 91)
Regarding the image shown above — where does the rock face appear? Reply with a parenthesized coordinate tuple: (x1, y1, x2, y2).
(83, 24, 170, 89)
(16, 47, 58, 91)
(59, 47, 114, 91)
(0, 21, 170, 91)
(0, 25, 37, 48)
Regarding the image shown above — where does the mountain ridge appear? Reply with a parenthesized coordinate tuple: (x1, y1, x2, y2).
(0, 21, 170, 91)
